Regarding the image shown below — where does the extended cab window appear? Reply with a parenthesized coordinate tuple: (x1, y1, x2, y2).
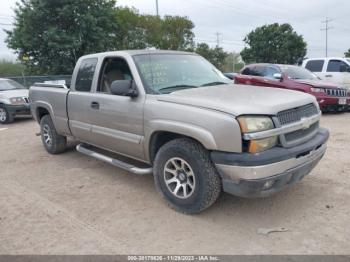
(98, 57, 133, 93)
(327, 60, 350, 72)
(305, 60, 324, 72)
(75, 58, 98, 92)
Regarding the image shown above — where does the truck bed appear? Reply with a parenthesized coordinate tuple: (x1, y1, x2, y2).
(29, 84, 71, 136)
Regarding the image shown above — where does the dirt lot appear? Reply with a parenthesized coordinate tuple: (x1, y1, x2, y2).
(0, 114, 349, 255)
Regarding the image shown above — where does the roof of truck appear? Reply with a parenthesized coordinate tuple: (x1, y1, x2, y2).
(304, 57, 350, 60)
(81, 49, 196, 59)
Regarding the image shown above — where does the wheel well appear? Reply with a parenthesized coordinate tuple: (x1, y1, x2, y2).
(37, 107, 50, 121)
(149, 131, 204, 163)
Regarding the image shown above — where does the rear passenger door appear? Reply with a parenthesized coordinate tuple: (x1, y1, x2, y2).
(68, 57, 98, 143)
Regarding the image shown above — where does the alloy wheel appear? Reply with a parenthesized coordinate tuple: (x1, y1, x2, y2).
(163, 157, 196, 199)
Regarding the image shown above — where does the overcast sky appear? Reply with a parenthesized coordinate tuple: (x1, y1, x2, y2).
(0, 0, 349, 61)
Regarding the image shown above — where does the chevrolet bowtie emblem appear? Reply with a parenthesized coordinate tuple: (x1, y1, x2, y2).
(301, 117, 312, 130)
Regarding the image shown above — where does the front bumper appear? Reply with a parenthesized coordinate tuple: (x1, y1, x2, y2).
(316, 96, 350, 112)
(6, 104, 31, 116)
(211, 128, 329, 198)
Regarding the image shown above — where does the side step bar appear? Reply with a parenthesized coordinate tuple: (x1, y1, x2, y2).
(76, 144, 153, 175)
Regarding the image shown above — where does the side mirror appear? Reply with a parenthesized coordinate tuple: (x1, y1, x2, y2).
(110, 80, 138, 98)
(273, 73, 283, 81)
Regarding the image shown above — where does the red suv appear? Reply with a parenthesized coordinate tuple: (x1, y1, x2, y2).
(235, 64, 350, 112)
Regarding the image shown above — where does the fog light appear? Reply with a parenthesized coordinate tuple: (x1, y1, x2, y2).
(262, 180, 275, 190)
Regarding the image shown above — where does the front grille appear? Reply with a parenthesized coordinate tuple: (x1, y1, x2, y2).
(284, 122, 319, 143)
(277, 103, 318, 126)
(24, 97, 29, 104)
(325, 88, 347, 97)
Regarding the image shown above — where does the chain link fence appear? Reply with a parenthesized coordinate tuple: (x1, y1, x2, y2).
(8, 75, 72, 88)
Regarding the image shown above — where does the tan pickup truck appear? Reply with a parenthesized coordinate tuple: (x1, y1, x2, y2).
(29, 50, 329, 214)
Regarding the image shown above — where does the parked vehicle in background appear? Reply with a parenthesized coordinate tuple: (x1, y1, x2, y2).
(235, 64, 350, 112)
(30, 50, 329, 214)
(0, 78, 31, 124)
(224, 72, 237, 80)
(302, 57, 350, 89)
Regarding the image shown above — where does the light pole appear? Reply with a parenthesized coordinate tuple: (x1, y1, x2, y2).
(156, 0, 159, 16)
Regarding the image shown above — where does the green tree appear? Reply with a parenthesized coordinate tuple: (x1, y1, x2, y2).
(6, 0, 118, 74)
(114, 7, 195, 51)
(241, 23, 307, 64)
(114, 7, 147, 50)
(195, 43, 228, 71)
(345, 49, 350, 57)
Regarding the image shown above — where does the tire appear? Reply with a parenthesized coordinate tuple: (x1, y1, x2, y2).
(153, 138, 222, 214)
(40, 115, 67, 154)
(0, 105, 14, 124)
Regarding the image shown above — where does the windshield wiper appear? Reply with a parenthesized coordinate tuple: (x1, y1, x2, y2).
(200, 81, 229, 87)
(158, 85, 198, 94)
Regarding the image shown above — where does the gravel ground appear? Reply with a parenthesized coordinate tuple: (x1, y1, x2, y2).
(0, 114, 349, 255)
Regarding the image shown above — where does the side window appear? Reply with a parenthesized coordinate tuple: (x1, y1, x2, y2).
(75, 58, 98, 92)
(327, 60, 349, 72)
(305, 60, 324, 72)
(250, 66, 264, 77)
(264, 67, 280, 79)
(98, 57, 133, 93)
(241, 67, 251, 75)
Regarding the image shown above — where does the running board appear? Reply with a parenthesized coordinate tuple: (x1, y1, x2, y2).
(76, 144, 153, 175)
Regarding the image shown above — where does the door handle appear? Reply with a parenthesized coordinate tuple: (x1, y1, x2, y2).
(91, 102, 100, 110)
(325, 74, 333, 77)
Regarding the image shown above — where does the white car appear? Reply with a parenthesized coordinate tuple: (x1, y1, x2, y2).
(0, 78, 31, 124)
(302, 57, 350, 89)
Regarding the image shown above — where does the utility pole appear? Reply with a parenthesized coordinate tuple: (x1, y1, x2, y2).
(156, 0, 159, 16)
(215, 32, 222, 47)
(321, 17, 334, 57)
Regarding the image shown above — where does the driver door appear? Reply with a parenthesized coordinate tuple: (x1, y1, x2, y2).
(88, 57, 145, 160)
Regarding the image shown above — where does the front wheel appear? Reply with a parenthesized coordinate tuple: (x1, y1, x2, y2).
(0, 105, 14, 124)
(153, 138, 222, 214)
(40, 115, 67, 154)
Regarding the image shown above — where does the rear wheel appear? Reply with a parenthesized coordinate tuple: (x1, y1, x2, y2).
(0, 105, 14, 124)
(40, 115, 67, 154)
(153, 138, 222, 214)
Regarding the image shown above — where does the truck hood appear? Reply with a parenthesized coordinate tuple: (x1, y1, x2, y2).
(157, 84, 316, 116)
(0, 89, 29, 99)
(294, 79, 339, 89)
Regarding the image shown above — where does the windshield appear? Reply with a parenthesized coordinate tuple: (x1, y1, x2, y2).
(0, 80, 26, 91)
(133, 54, 230, 94)
(281, 65, 319, 80)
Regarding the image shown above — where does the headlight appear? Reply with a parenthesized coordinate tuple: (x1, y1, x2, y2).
(238, 116, 277, 153)
(310, 88, 325, 93)
(10, 97, 25, 105)
(237, 116, 274, 133)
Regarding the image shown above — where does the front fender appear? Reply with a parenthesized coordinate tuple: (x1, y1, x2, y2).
(147, 119, 218, 150)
